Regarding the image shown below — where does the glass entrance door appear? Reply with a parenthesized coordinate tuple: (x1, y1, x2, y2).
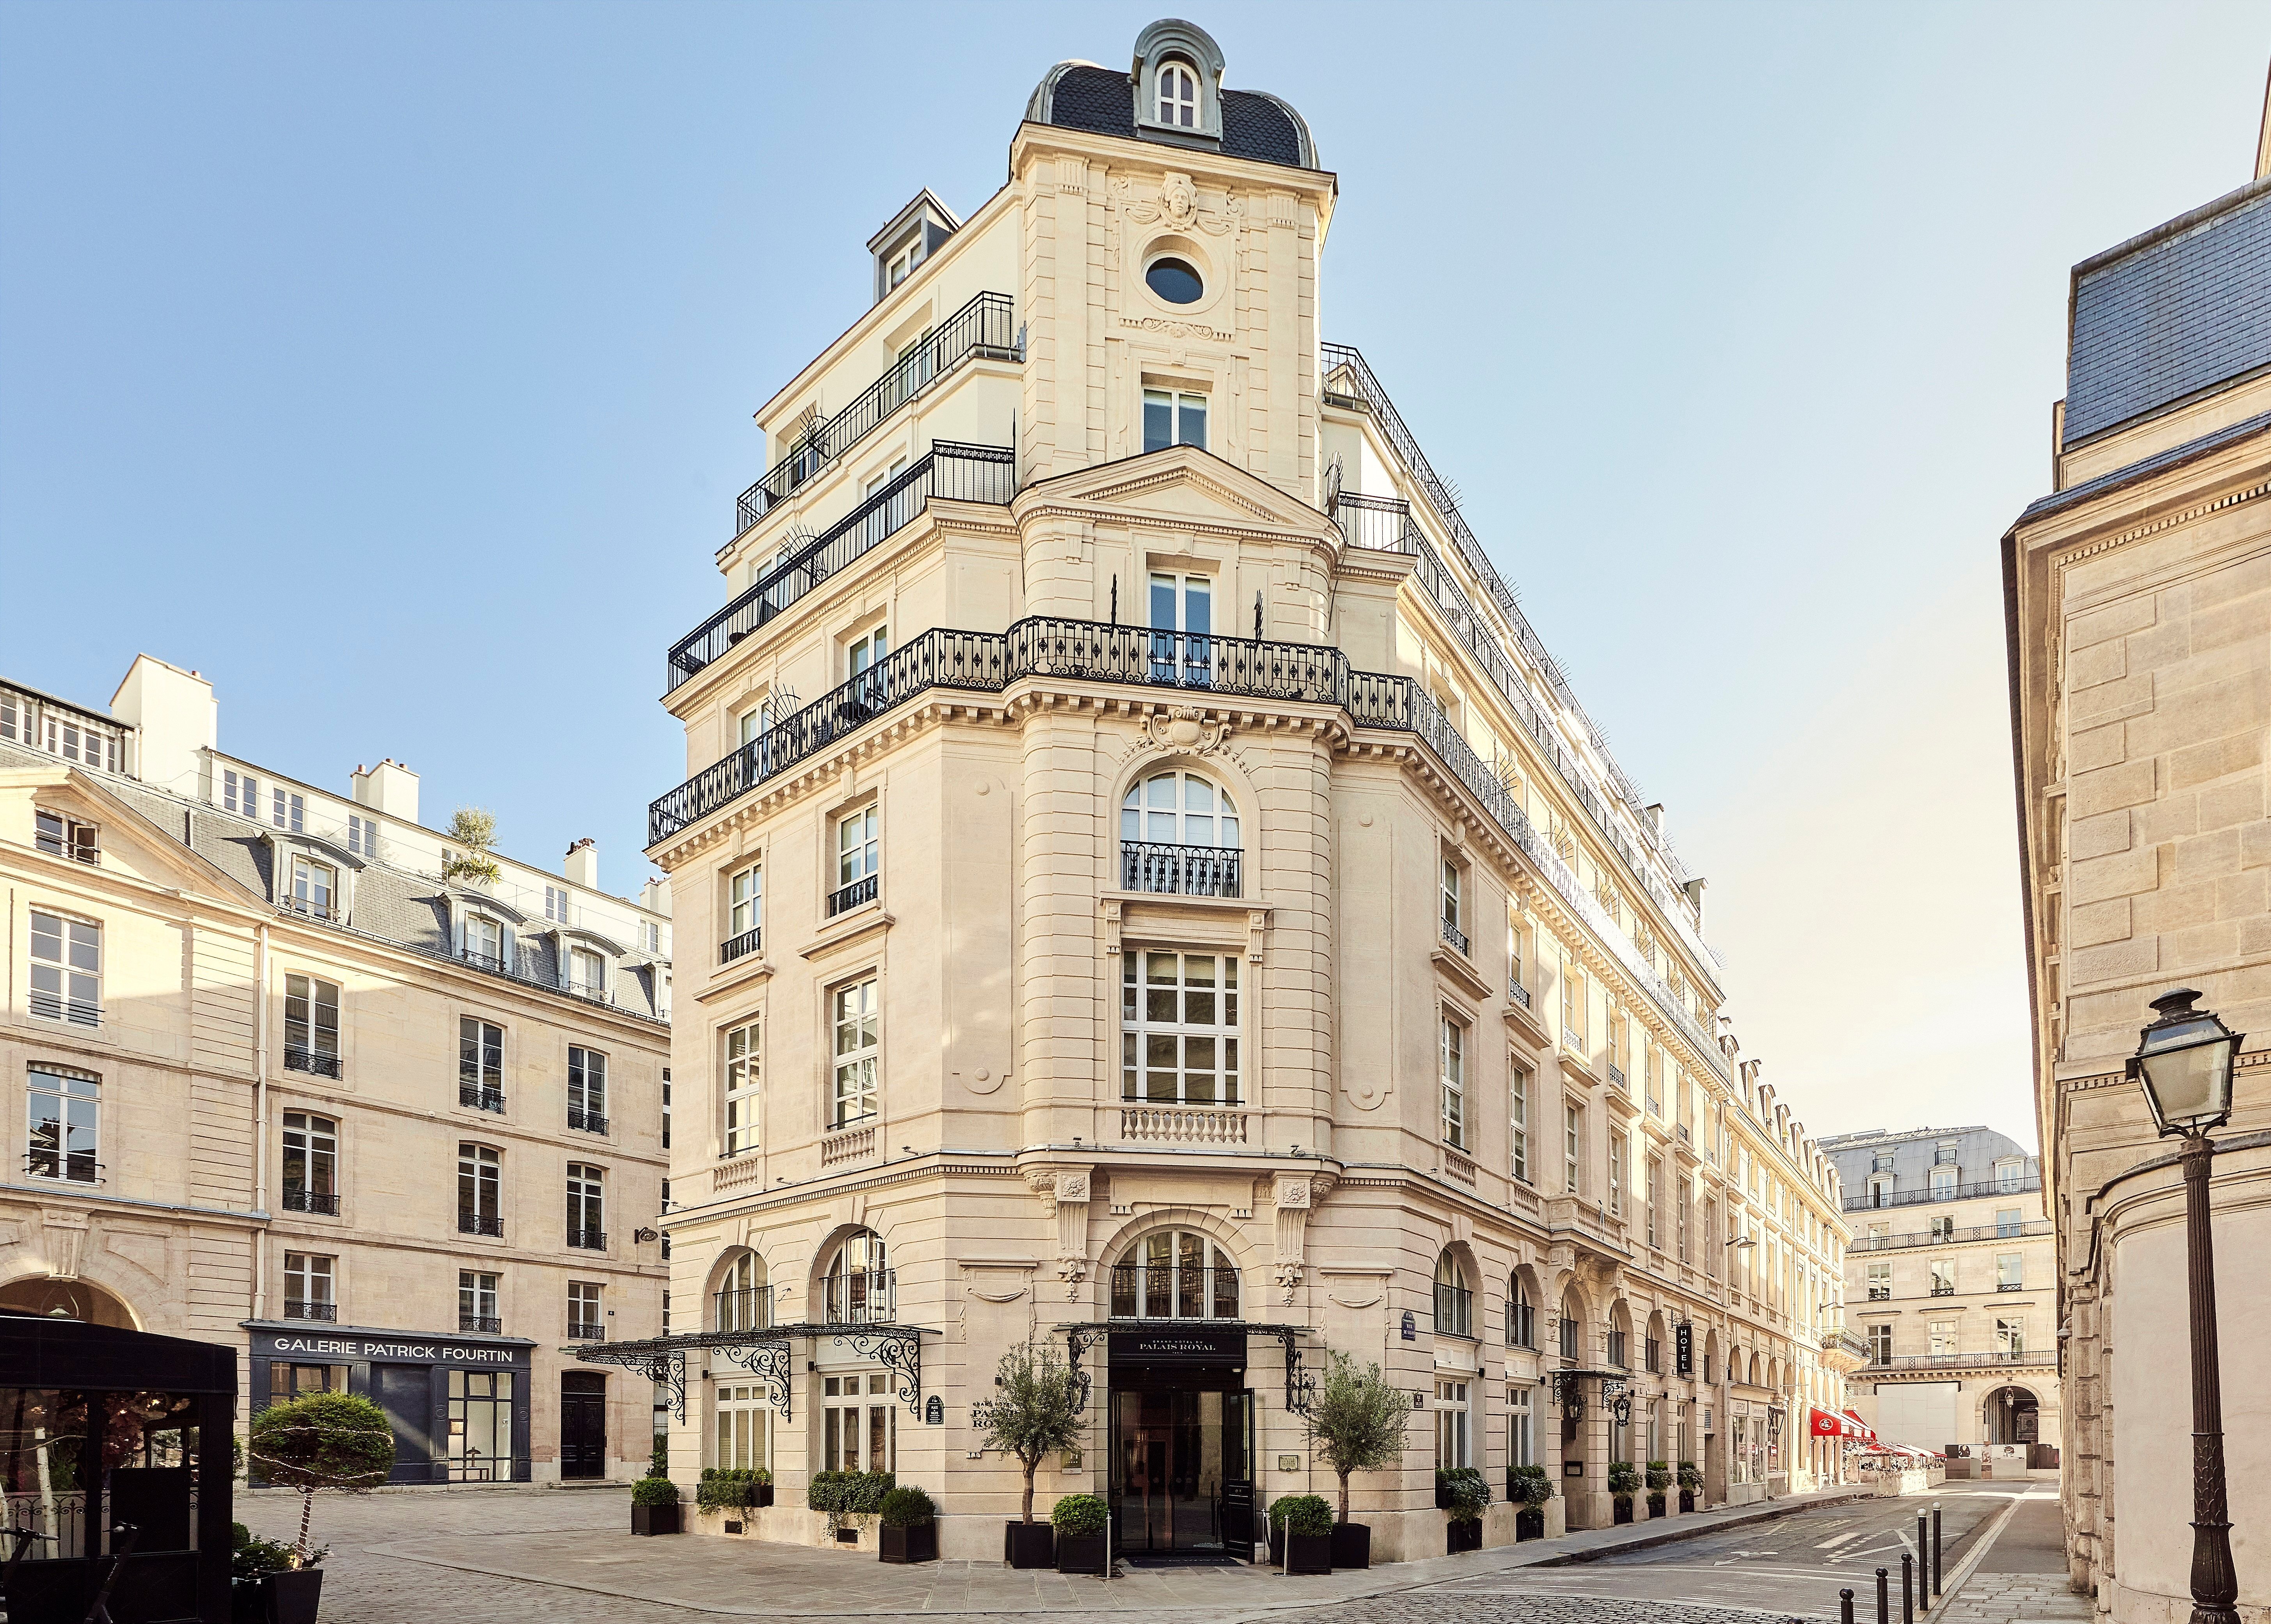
(1110, 1388, 1252, 1553)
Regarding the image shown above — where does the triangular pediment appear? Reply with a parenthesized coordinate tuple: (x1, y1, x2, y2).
(1016, 445, 1338, 543)
(0, 765, 266, 908)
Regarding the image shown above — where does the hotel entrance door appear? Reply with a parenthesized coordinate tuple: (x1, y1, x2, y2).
(1109, 1387, 1253, 1556)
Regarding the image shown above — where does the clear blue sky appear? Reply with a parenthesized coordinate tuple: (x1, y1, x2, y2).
(4, 1, 2264, 1146)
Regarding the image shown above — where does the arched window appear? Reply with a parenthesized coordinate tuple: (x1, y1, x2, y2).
(1559, 1291, 1584, 1361)
(1157, 59, 1198, 128)
(1433, 1251, 1473, 1337)
(1507, 1274, 1535, 1349)
(1121, 770, 1241, 896)
(1607, 1301, 1632, 1369)
(824, 1229, 891, 1324)
(716, 1249, 769, 1330)
(1110, 1229, 1237, 1320)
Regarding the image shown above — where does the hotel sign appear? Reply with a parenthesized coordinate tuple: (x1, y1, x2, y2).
(1110, 1329, 1243, 1366)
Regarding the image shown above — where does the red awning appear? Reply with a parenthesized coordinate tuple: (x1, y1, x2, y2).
(1841, 1407, 1879, 1443)
(1808, 1406, 1877, 1441)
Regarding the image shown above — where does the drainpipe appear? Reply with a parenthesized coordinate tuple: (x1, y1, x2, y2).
(252, 919, 270, 1322)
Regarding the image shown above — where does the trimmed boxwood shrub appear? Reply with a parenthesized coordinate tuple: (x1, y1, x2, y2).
(1277, 1494, 1333, 1537)
(1050, 1493, 1108, 1536)
(1646, 1460, 1673, 1492)
(1677, 1460, 1704, 1492)
(1444, 1473, 1488, 1522)
(698, 1467, 771, 1511)
(879, 1486, 936, 1528)
(810, 1469, 895, 1534)
(1608, 1460, 1641, 1499)
(1508, 1464, 1555, 1506)
(632, 1477, 680, 1507)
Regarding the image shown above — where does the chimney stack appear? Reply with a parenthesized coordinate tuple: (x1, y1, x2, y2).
(352, 759, 420, 824)
(564, 838, 599, 890)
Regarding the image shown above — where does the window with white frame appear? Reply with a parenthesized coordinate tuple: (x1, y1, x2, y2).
(566, 1163, 605, 1248)
(1997, 1252, 2023, 1290)
(1646, 1154, 1662, 1248)
(568, 1280, 602, 1338)
(1677, 1178, 1690, 1262)
(1142, 390, 1208, 454)
(26, 1067, 98, 1184)
(222, 769, 259, 816)
(1121, 770, 1240, 847)
(1867, 1322, 1892, 1365)
(1434, 1379, 1470, 1468)
(288, 855, 335, 920)
(833, 806, 879, 913)
(722, 1019, 760, 1155)
(459, 1017, 504, 1110)
(39, 714, 117, 770)
(1120, 951, 1240, 1106)
(1995, 1157, 2025, 1192)
(284, 974, 340, 1074)
(459, 1269, 500, 1333)
(727, 864, 762, 952)
(458, 1143, 503, 1235)
(847, 623, 888, 695)
(568, 1046, 607, 1131)
(822, 1372, 898, 1472)
(1930, 1258, 1956, 1296)
(545, 885, 571, 923)
(1607, 1129, 1624, 1216)
(1508, 1384, 1534, 1466)
(1509, 1064, 1529, 1183)
(272, 788, 304, 832)
(566, 946, 605, 999)
(831, 978, 878, 1128)
(346, 813, 378, 859)
(282, 1111, 337, 1211)
(1507, 1276, 1535, 1348)
(1111, 1228, 1239, 1319)
(1560, 956, 1586, 1048)
(34, 809, 98, 864)
(463, 913, 503, 969)
(28, 910, 99, 1026)
(1440, 858, 1464, 949)
(1996, 1316, 2026, 1354)
(716, 1382, 771, 1469)
(885, 235, 922, 289)
(284, 1252, 335, 1320)
(1156, 57, 1198, 126)
(1564, 1102, 1582, 1195)
(1928, 1319, 1957, 1356)
(1440, 1015, 1467, 1150)
(1930, 1165, 1958, 1199)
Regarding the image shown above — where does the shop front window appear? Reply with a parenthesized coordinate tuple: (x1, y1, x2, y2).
(447, 1369, 515, 1481)
(821, 1372, 896, 1473)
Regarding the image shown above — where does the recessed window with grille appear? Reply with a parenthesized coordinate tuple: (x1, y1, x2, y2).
(1930, 1258, 1956, 1296)
(458, 1143, 502, 1237)
(458, 1270, 501, 1335)
(566, 1163, 605, 1249)
(1120, 951, 1239, 1106)
(285, 856, 335, 921)
(459, 1017, 504, 1111)
(568, 1280, 602, 1339)
(832, 807, 879, 915)
(1867, 1323, 1892, 1366)
(284, 1252, 336, 1321)
(1507, 1277, 1535, 1348)
(1558, 1313, 1579, 1361)
(1997, 1253, 2022, 1290)
(1564, 1102, 1582, 1196)
(1608, 1131, 1624, 1217)
(1439, 1015, 1467, 1150)
(1509, 1065, 1529, 1184)
(1110, 1229, 1238, 1320)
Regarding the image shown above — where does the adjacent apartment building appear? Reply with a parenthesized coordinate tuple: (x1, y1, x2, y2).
(0, 656, 672, 1485)
(599, 18, 1854, 1563)
(2005, 91, 2271, 1619)
(1820, 1127, 2058, 1459)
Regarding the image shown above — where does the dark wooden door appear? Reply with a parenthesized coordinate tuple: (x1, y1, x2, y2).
(560, 1371, 607, 1479)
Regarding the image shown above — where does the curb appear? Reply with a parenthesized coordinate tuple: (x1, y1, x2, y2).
(1528, 1490, 1877, 1567)
(1914, 1491, 2030, 1617)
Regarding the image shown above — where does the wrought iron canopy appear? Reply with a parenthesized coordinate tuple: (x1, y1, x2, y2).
(575, 1321, 938, 1422)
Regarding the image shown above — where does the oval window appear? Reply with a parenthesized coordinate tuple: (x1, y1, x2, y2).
(1145, 257, 1204, 305)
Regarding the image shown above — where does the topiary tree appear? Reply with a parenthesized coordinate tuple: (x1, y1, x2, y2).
(1306, 1351, 1410, 1525)
(247, 1393, 396, 1564)
(974, 1344, 1083, 1525)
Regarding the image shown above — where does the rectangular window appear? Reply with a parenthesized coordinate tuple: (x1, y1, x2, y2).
(1930, 1258, 1956, 1296)
(1120, 951, 1241, 1106)
(716, 1383, 771, 1470)
(1644, 1046, 1661, 1116)
(1996, 1207, 2023, 1238)
(34, 809, 98, 864)
(458, 1269, 500, 1333)
(847, 624, 889, 696)
(284, 974, 341, 1074)
(1677, 1180, 1690, 1262)
(26, 1067, 99, 1184)
(1559, 1313, 1579, 1361)
(28, 910, 99, 1026)
(833, 807, 879, 913)
(568, 1046, 607, 1132)
(463, 914, 503, 969)
(1508, 917, 1528, 1005)
(0, 692, 21, 742)
(1929, 1214, 1954, 1242)
(1141, 389, 1207, 453)
(566, 1164, 605, 1248)
(1560, 957, 1585, 1048)
(458, 1143, 502, 1235)
(346, 813, 378, 858)
(1509, 1065, 1529, 1183)
(284, 1253, 335, 1320)
(1928, 1320, 1957, 1356)
(289, 856, 335, 920)
(1439, 859, 1463, 948)
(1434, 1380, 1470, 1469)
(567, 947, 605, 999)
(820, 1373, 898, 1472)
(223, 769, 258, 816)
(545, 885, 571, 923)
(1868, 1323, 1892, 1366)
(282, 1111, 338, 1212)
(40, 715, 115, 769)
(1646, 1156, 1661, 1248)
(568, 1280, 602, 1338)
(1867, 1261, 1891, 1300)
(272, 788, 304, 832)
(1439, 1016, 1466, 1150)
(831, 978, 879, 1128)
(446, 1368, 514, 1479)
(1930, 1166, 1957, 1199)
(1507, 1385, 1534, 1466)
(458, 1017, 504, 1111)
(1997, 1160, 2025, 1192)
(1607, 1131, 1623, 1216)
(727, 864, 763, 950)
(1564, 1102, 1582, 1195)
(723, 1020, 761, 1155)
(1996, 1317, 2026, 1355)
(1997, 1253, 2022, 1290)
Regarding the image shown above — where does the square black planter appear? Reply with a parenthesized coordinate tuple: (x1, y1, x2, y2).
(1680, 1490, 1697, 1512)
(880, 1522, 937, 1564)
(632, 1503, 680, 1536)
(750, 1482, 774, 1508)
(1446, 1517, 1482, 1554)
(265, 1568, 324, 1624)
(1330, 1523, 1370, 1569)
(1648, 1493, 1666, 1517)
(1284, 1532, 1333, 1575)
(1613, 1498, 1635, 1525)
(1515, 1508, 1545, 1541)
(1004, 1521, 1055, 1568)
(1056, 1533, 1109, 1575)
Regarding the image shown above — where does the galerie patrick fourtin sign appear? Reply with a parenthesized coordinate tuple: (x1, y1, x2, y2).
(257, 1334, 527, 1366)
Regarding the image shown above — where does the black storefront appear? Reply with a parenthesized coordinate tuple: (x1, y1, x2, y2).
(246, 1323, 534, 1484)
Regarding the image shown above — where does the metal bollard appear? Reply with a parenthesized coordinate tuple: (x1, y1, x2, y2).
(1932, 1505, 1943, 1596)
(1902, 1553, 1915, 1624)
(1877, 1566, 1891, 1624)
(1917, 1512, 1930, 1609)
(1841, 1587, 1856, 1624)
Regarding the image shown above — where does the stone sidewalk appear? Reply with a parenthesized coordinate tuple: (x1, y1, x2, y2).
(1929, 1490, 2089, 1624)
(243, 1481, 1870, 1621)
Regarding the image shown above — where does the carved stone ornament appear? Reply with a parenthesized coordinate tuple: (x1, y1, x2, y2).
(42, 1210, 90, 1280)
(1161, 172, 1198, 231)
(1141, 706, 1230, 756)
(1272, 1175, 1312, 1210)
(1057, 1172, 1090, 1204)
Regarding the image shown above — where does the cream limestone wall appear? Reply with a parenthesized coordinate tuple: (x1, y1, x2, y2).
(0, 762, 668, 1483)
(650, 22, 1847, 1563)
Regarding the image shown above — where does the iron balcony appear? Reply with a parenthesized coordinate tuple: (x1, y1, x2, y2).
(567, 1228, 607, 1251)
(1108, 1263, 1239, 1321)
(283, 1300, 336, 1322)
(281, 1188, 340, 1216)
(1121, 840, 1241, 898)
(1850, 1221, 2052, 1251)
(459, 1212, 504, 1238)
(1441, 916, 1470, 955)
(827, 873, 879, 917)
(719, 926, 762, 966)
(1845, 1176, 2041, 1211)
(460, 1082, 505, 1113)
(713, 1285, 774, 1332)
(821, 1269, 895, 1325)
(1433, 1283, 1475, 1338)
(460, 1315, 502, 1335)
(283, 1045, 342, 1079)
(568, 1107, 609, 1136)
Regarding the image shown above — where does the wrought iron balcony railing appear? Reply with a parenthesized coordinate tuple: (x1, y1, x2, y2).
(827, 873, 879, 917)
(1850, 1221, 2052, 1251)
(279, 895, 336, 922)
(1433, 1283, 1474, 1338)
(568, 1107, 609, 1136)
(714, 1284, 774, 1332)
(459, 1212, 504, 1238)
(820, 1269, 895, 1325)
(1868, 1286, 1891, 1301)
(1607, 1063, 1627, 1090)
(1504, 1302, 1536, 1349)
(1440, 916, 1470, 955)
(567, 1227, 607, 1251)
(1996, 1280, 2023, 1292)
(568, 1320, 603, 1340)
(1508, 976, 1531, 1009)
(460, 1314, 502, 1335)
(28, 990, 102, 1027)
(1121, 840, 1241, 898)
(1930, 1282, 1956, 1297)
(281, 1188, 340, 1216)
(460, 1081, 505, 1113)
(1334, 490, 1425, 554)
(284, 1045, 342, 1079)
(284, 1299, 336, 1322)
(1845, 1175, 2040, 1211)
(670, 440, 1017, 691)
(459, 948, 506, 973)
(719, 926, 762, 965)
(1876, 1351, 2053, 1371)
(734, 292, 1017, 536)
(1109, 1263, 1239, 1321)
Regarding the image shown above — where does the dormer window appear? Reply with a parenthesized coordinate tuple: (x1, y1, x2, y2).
(886, 236, 922, 290)
(1158, 59, 1198, 128)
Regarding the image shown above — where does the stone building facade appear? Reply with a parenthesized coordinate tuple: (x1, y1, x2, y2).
(618, 18, 1850, 1564)
(2004, 94, 2271, 1623)
(0, 657, 671, 1485)
(1822, 1127, 2059, 1461)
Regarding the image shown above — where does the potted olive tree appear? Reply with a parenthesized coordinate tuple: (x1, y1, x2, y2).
(1280, 1494, 1334, 1575)
(1608, 1459, 1640, 1525)
(1677, 1459, 1703, 1512)
(1507, 1464, 1554, 1540)
(631, 1476, 681, 1536)
(975, 1344, 1082, 1569)
(1306, 1351, 1406, 1569)
(245, 1392, 396, 1623)
(878, 1485, 938, 1564)
(1052, 1493, 1110, 1575)
(1443, 1472, 1487, 1553)
(1645, 1460, 1671, 1518)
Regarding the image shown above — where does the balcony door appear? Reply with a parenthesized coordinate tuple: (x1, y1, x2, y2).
(1149, 572, 1212, 685)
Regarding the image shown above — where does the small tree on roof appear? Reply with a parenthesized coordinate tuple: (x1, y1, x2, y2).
(441, 808, 501, 886)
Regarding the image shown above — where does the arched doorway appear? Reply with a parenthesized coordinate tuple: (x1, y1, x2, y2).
(1984, 1384, 2041, 1446)
(0, 1276, 135, 1328)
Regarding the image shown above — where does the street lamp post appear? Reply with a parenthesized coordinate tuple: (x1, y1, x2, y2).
(2126, 988, 2244, 1624)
